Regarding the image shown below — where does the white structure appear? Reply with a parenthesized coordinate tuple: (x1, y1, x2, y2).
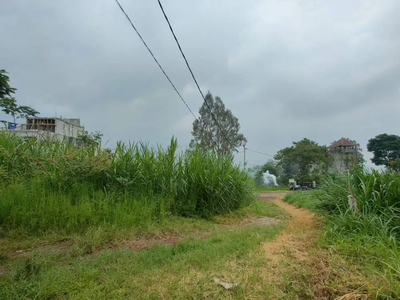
(1, 117, 85, 145)
(263, 170, 278, 186)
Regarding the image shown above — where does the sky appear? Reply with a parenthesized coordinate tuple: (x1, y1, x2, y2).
(1, 0, 399, 168)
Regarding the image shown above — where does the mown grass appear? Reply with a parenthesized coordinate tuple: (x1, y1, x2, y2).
(283, 172, 400, 298)
(0, 199, 285, 299)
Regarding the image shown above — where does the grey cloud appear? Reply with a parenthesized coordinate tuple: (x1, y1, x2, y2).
(1, 0, 399, 169)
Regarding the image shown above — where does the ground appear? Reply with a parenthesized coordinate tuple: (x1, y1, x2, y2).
(0, 192, 372, 299)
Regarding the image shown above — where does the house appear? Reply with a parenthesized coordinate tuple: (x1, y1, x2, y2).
(0, 117, 85, 145)
(328, 138, 359, 172)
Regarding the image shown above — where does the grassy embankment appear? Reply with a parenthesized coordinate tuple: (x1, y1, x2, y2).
(0, 133, 285, 298)
(284, 169, 400, 298)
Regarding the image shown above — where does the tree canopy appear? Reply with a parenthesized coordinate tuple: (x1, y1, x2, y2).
(274, 138, 331, 184)
(367, 133, 400, 167)
(0, 69, 39, 123)
(189, 92, 246, 157)
(248, 160, 280, 186)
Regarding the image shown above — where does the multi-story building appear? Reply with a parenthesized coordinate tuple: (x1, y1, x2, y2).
(328, 138, 359, 172)
(1, 117, 85, 145)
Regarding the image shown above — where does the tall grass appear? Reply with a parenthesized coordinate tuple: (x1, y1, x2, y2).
(316, 168, 400, 236)
(314, 168, 400, 297)
(0, 133, 253, 235)
(318, 169, 400, 214)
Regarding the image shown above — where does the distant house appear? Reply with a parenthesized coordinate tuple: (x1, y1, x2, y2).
(0, 117, 85, 146)
(328, 138, 359, 172)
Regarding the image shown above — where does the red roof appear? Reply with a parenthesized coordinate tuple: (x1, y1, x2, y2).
(329, 138, 356, 148)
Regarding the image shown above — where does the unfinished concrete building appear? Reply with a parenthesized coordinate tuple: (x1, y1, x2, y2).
(1, 117, 85, 145)
(328, 138, 359, 173)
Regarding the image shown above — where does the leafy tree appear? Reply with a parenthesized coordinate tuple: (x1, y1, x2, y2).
(189, 92, 247, 157)
(248, 165, 264, 186)
(367, 134, 400, 167)
(274, 138, 331, 184)
(260, 160, 278, 176)
(78, 130, 103, 147)
(0, 69, 39, 123)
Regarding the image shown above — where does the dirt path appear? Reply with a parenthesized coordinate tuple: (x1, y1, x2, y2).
(258, 192, 318, 265)
(257, 192, 334, 299)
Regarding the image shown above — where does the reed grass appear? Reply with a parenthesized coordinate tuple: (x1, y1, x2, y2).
(0, 133, 253, 235)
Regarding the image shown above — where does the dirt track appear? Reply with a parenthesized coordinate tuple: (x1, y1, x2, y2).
(258, 192, 335, 299)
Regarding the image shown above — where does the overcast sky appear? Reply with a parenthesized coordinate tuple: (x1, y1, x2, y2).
(1, 0, 399, 168)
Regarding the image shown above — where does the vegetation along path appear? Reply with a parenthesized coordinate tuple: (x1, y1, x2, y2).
(1, 191, 382, 299)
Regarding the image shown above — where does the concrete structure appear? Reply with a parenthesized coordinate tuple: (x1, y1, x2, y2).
(0, 117, 85, 145)
(328, 138, 358, 173)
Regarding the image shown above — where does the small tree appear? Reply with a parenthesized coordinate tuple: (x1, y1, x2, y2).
(189, 92, 247, 157)
(78, 130, 103, 147)
(0, 70, 39, 123)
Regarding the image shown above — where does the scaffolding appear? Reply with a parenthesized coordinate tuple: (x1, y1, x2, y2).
(27, 118, 56, 132)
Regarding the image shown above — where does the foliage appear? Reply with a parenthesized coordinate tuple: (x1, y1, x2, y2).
(247, 161, 279, 186)
(284, 187, 400, 298)
(0, 69, 16, 99)
(274, 138, 331, 184)
(367, 133, 400, 167)
(317, 168, 400, 218)
(283, 190, 322, 211)
(0, 133, 253, 234)
(260, 161, 279, 176)
(189, 91, 247, 157)
(78, 130, 103, 147)
(247, 165, 264, 185)
(0, 97, 39, 123)
(388, 158, 400, 172)
(285, 180, 400, 298)
(0, 70, 39, 123)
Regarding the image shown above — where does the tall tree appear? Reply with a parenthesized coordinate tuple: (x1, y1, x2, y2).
(0, 69, 39, 123)
(367, 133, 400, 167)
(189, 92, 246, 156)
(274, 138, 331, 184)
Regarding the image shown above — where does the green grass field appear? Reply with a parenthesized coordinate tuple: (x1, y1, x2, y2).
(0, 199, 285, 299)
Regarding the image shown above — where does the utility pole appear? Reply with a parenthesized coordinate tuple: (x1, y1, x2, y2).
(243, 145, 246, 171)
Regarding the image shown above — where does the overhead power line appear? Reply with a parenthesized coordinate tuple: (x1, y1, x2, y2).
(245, 148, 274, 158)
(114, 0, 197, 120)
(115, 0, 273, 159)
(157, 0, 238, 152)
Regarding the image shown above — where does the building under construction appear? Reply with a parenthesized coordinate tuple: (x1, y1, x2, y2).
(1, 117, 85, 145)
